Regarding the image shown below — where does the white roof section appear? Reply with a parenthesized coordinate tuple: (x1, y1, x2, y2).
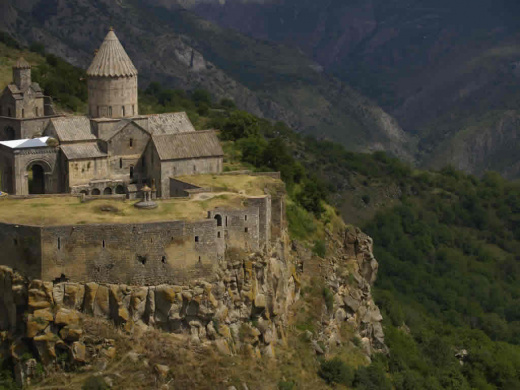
(0, 137, 50, 149)
(87, 29, 138, 77)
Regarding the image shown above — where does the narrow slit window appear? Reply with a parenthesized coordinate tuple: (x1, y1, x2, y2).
(130, 166, 134, 179)
(102, 240, 105, 248)
(129, 138, 133, 148)
(217, 232, 221, 238)
(245, 215, 248, 221)
(108, 106, 112, 117)
(195, 236, 199, 242)
(122, 106, 125, 116)
(58, 237, 61, 250)
(244, 227, 248, 233)
(22, 109, 24, 118)
(119, 158, 123, 169)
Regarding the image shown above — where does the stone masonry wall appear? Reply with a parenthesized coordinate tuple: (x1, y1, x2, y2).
(0, 222, 42, 279)
(40, 219, 223, 285)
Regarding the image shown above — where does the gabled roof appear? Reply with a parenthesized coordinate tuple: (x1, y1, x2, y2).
(49, 116, 96, 142)
(87, 29, 138, 77)
(147, 112, 196, 135)
(98, 119, 149, 142)
(152, 130, 224, 161)
(61, 142, 107, 160)
(0, 137, 50, 149)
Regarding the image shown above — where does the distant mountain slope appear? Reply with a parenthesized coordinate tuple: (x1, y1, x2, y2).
(182, 0, 520, 177)
(0, 0, 413, 160)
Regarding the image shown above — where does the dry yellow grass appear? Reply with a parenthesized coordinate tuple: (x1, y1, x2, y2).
(0, 194, 247, 226)
(177, 174, 281, 196)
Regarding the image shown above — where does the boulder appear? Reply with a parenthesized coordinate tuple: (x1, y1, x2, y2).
(55, 308, 80, 326)
(63, 283, 85, 310)
(71, 342, 87, 363)
(154, 364, 170, 378)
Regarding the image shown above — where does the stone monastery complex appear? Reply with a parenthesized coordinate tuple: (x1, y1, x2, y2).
(0, 29, 286, 285)
(0, 28, 223, 198)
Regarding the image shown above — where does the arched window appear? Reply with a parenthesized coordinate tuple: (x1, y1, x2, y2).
(7, 107, 11, 117)
(91, 188, 101, 195)
(129, 138, 133, 148)
(214, 214, 222, 227)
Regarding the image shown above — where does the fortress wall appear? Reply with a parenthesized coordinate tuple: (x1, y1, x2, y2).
(160, 157, 223, 197)
(169, 178, 201, 198)
(246, 196, 271, 249)
(0, 222, 42, 279)
(271, 195, 285, 237)
(209, 206, 260, 252)
(40, 219, 223, 285)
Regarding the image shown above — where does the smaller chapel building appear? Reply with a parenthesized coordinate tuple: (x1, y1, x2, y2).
(0, 29, 223, 197)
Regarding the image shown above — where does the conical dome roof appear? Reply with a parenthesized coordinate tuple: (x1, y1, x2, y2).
(87, 29, 138, 77)
(14, 57, 31, 69)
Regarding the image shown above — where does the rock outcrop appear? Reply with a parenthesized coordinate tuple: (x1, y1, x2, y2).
(0, 227, 386, 385)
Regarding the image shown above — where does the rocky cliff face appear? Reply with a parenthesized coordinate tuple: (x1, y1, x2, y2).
(0, 227, 385, 386)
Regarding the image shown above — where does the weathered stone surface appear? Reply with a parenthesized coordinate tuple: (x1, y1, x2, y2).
(63, 283, 85, 310)
(33, 333, 58, 365)
(71, 341, 87, 363)
(55, 308, 80, 326)
(59, 325, 83, 342)
(154, 363, 170, 378)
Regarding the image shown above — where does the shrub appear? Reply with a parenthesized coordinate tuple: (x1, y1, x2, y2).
(322, 287, 334, 312)
(318, 357, 354, 386)
(278, 380, 295, 390)
(82, 375, 109, 390)
(312, 240, 326, 258)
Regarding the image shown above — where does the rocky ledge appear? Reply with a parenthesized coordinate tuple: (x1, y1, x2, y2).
(0, 227, 386, 385)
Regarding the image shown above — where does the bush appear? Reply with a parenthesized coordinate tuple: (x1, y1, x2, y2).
(322, 287, 334, 312)
(82, 375, 109, 390)
(278, 380, 295, 390)
(318, 357, 354, 386)
(312, 240, 326, 258)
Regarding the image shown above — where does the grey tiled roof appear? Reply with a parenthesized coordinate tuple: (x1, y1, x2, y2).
(152, 130, 223, 161)
(97, 119, 133, 141)
(147, 112, 195, 135)
(50, 116, 96, 142)
(87, 30, 138, 77)
(61, 142, 107, 160)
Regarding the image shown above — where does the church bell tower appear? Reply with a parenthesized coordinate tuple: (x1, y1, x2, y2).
(87, 28, 138, 119)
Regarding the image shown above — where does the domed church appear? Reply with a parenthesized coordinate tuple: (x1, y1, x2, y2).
(0, 29, 223, 197)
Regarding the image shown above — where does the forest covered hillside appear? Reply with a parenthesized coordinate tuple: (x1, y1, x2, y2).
(178, 0, 520, 179)
(2, 37, 520, 389)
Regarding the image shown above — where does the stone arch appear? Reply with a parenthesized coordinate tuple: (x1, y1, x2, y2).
(26, 160, 52, 195)
(91, 188, 101, 196)
(214, 214, 223, 227)
(115, 185, 125, 194)
(103, 187, 112, 195)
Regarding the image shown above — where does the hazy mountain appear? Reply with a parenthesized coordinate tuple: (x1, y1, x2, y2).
(0, 0, 413, 160)
(181, 0, 520, 177)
